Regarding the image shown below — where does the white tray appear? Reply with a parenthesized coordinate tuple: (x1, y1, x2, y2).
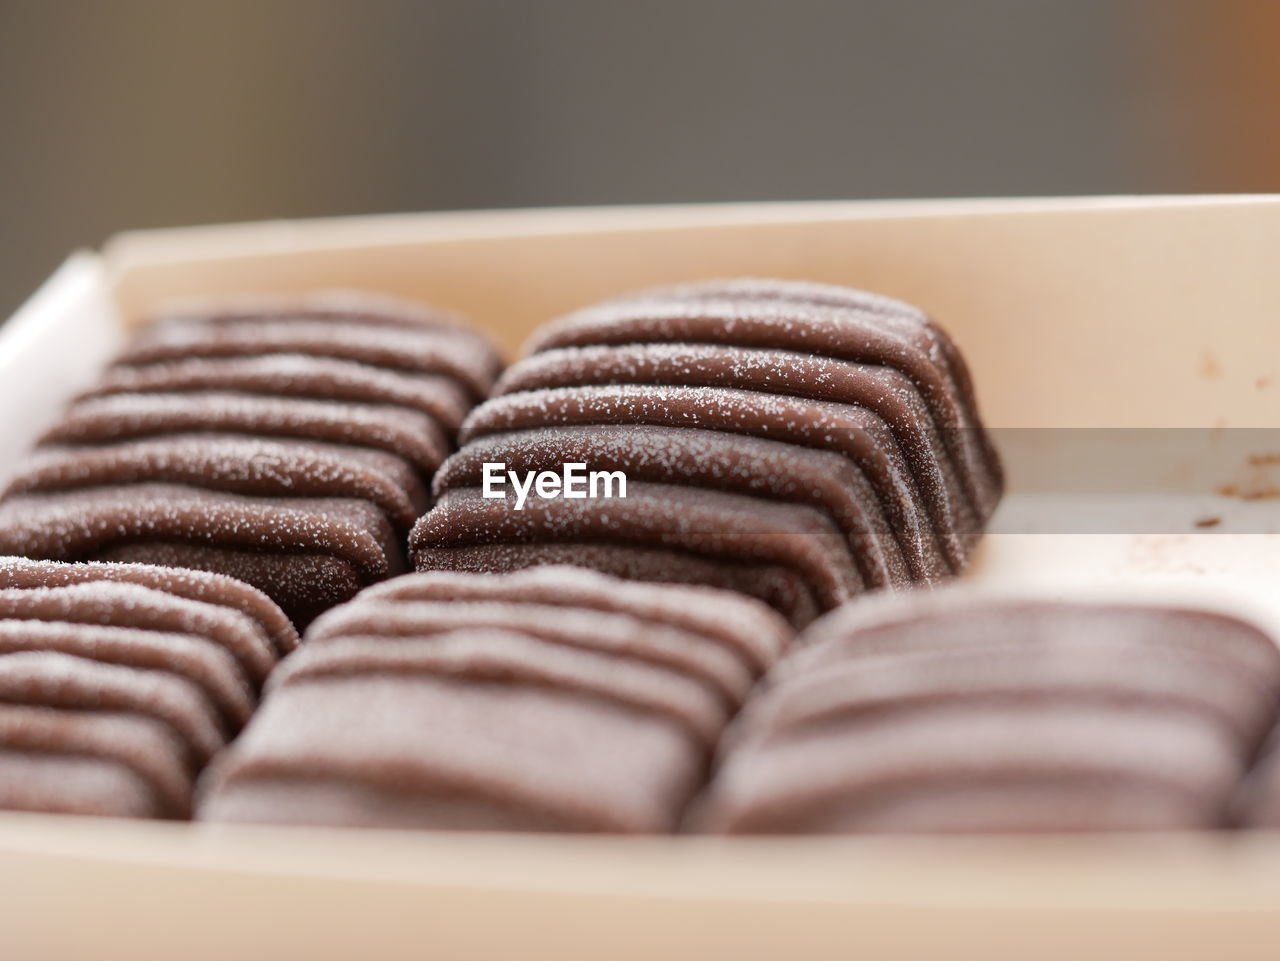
(3, 197, 1280, 960)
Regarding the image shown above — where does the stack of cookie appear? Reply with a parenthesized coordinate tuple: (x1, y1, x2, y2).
(197, 567, 791, 832)
(0, 557, 295, 819)
(412, 279, 1002, 626)
(0, 293, 501, 625)
(695, 595, 1280, 833)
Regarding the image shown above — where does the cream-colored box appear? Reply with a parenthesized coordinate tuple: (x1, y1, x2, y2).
(2, 197, 1280, 961)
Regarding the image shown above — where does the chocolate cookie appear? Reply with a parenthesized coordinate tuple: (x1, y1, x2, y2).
(526, 278, 1001, 513)
(695, 596, 1280, 834)
(0, 292, 497, 627)
(701, 705, 1242, 834)
(199, 667, 706, 832)
(414, 279, 999, 616)
(0, 560, 291, 819)
(198, 568, 791, 832)
(526, 278, 999, 500)
(494, 343, 984, 552)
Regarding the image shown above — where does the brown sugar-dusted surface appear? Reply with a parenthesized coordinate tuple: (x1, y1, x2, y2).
(0, 560, 292, 820)
(200, 669, 707, 832)
(0, 620, 254, 728)
(0, 556, 298, 656)
(524, 278, 1002, 516)
(198, 567, 792, 832)
(0, 486, 400, 582)
(306, 601, 754, 707)
(95, 544, 367, 631)
(84, 356, 473, 433)
(696, 595, 1280, 834)
(0, 707, 193, 818)
(0, 486, 402, 626)
(413, 279, 1001, 619)
(457, 385, 950, 578)
(525, 278, 1000, 505)
(494, 343, 983, 546)
(363, 564, 790, 673)
(0, 291, 498, 628)
(8, 435, 428, 531)
(1238, 742, 1280, 828)
(434, 425, 914, 588)
(42, 393, 449, 479)
(0, 581, 279, 685)
(0, 289, 494, 627)
(413, 483, 862, 612)
(0, 652, 226, 765)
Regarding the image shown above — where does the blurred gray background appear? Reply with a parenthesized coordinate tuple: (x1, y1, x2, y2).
(2, 0, 1277, 319)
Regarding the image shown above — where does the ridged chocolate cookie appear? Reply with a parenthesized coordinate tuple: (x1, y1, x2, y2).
(0, 559, 292, 819)
(0, 291, 499, 625)
(526, 278, 1000, 511)
(198, 567, 792, 832)
(695, 595, 1280, 834)
(493, 344, 981, 565)
(414, 279, 1000, 622)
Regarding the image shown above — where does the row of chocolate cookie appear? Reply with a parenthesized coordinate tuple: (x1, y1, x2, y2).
(0, 293, 502, 626)
(695, 594, 1280, 833)
(197, 567, 792, 832)
(0, 557, 295, 819)
(412, 279, 1003, 626)
(196, 578, 1280, 834)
